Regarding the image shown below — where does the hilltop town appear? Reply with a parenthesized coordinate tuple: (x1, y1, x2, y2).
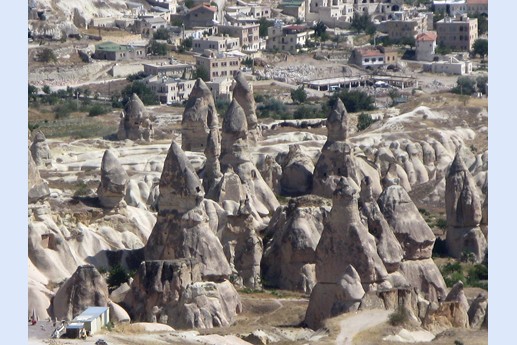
(28, 1, 488, 344)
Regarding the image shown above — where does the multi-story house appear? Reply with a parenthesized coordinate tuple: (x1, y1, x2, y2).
(433, 0, 467, 16)
(350, 46, 399, 68)
(92, 41, 146, 61)
(266, 24, 314, 53)
(218, 24, 264, 51)
(192, 36, 241, 53)
(415, 31, 437, 61)
(146, 76, 196, 104)
(377, 12, 429, 41)
(195, 50, 241, 81)
(435, 14, 478, 51)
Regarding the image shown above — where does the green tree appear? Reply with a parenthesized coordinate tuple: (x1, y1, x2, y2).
(181, 36, 193, 52)
(351, 13, 376, 35)
(476, 75, 488, 94)
(242, 57, 254, 68)
(290, 86, 307, 104)
(37, 48, 57, 63)
(193, 66, 210, 81)
(28, 84, 38, 101)
(472, 39, 488, 59)
(357, 113, 376, 131)
(452, 76, 476, 95)
(259, 17, 273, 38)
(153, 27, 170, 40)
(313, 21, 327, 37)
(330, 89, 375, 113)
(106, 265, 130, 291)
(149, 40, 168, 56)
(121, 81, 160, 106)
(42, 85, 51, 95)
(185, 0, 195, 8)
(88, 104, 110, 117)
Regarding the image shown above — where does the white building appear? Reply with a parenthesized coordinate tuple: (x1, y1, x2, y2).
(192, 36, 241, 53)
(433, 0, 467, 16)
(147, 76, 196, 104)
(415, 31, 437, 62)
(424, 56, 472, 75)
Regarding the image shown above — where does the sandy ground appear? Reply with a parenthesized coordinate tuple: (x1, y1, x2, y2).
(335, 309, 391, 345)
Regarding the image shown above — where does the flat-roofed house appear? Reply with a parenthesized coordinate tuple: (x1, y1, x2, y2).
(66, 307, 109, 337)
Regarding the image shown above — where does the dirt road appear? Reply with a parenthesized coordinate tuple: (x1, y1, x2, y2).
(335, 309, 391, 345)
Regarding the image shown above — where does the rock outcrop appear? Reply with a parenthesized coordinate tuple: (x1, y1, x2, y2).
(117, 93, 153, 141)
(258, 155, 282, 195)
(378, 179, 447, 302)
(312, 99, 382, 198)
(445, 150, 487, 263)
(30, 130, 52, 166)
(123, 260, 241, 329)
(182, 78, 218, 152)
(359, 177, 404, 273)
(145, 141, 231, 280)
(202, 128, 223, 194)
(280, 144, 314, 196)
(262, 196, 330, 293)
(232, 71, 261, 143)
(468, 292, 488, 329)
(28, 150, 50, 203)
(305, 178, 388, 330)
(97, 150, 129, 208)
(51, 265, 109, 321)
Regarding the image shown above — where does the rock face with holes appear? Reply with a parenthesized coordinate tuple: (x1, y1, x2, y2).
(182, 78, 219, 152)
(123, 259, 242, 329)
(51, 265, 109, 321)
(117, 93, 153, 141)
(30, 130, 52, 166)
(97, 149, 129, 208)
(280, 144, 315, 196)
(28, 150, 50, 203)
(262, 196, 330, 293)
(145, 141, 231, 280)
(312, 99, 382, 198)
(445, 150, 487, 263)
(232, 71, 261, 144)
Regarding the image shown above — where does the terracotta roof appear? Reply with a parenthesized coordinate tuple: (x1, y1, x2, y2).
(284, 25, 307, 31)
(356, 48, 383, 57)
(416, 31, 437, 41)
(190, 3, 217, 13)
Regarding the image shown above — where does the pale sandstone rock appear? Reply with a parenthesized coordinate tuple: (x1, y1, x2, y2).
(182, 79, 218, 152)
(30, 130, 52, 166)
(468, 293, 488, 329)
(97, 149, 129, 208)
(117, 93, 153, 141)
(280, 144, 314, 196)
(28, 150, 50, 203)
(232, 71, 261, 143)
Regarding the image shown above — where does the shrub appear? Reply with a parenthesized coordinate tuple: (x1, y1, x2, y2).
(53, 101, 77, 119)
(127, 71, 149, 82)
(435, 218, 447, 229)
(389, 307, 409, 326)
(330, 89, 375, 113)
(192, 66, 210, 82)
(290, 86, 308, 104)
(357, 113, 376, 131)
(293, 105, 326, 119)
(257, 98, 289, 119)
(149, 40, 168, 56)
(121, 81, 160, 106)
(254, 94, 265, 103)
(153, 27, 170, 40)
(106, 265, 130, 291)
(88, 104, 111, 117)
(215, 98, 230, 115)
(451, 76, 476, 95)
(37, 48, 57, 63)
(73, 181, 91, 197)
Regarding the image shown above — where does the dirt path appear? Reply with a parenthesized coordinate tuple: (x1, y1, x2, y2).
(335, 309, 391, 345)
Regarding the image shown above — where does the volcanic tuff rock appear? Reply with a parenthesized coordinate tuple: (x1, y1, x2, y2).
(313, 99, 382, 198)
(221, 99, 251, 168)
(30, 130, 52, 166)
(305, 265, 365, 330)
(378, 180, 435, 260)
(315, 177, 388, 287)
(262, 196, 329, 293)
(202, 128, 223, 194)
(182, 79, 219, 152)
(51, 265, 109, 321)
(123, 260, 242, 329)
(117, 93, 153, 141)
(232, 71, 260, 143)
(359, 177, 403, 273)
(258, 155, 282, 195)
(445, 150, 487, 263)
(280, 144, 314, 196)
(97, 149, 129, 208)
(468, 293, 488, 329)
(145, 141, 231, 280)
(221, 207, 263, 289)
(28, 150, 50, 203)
